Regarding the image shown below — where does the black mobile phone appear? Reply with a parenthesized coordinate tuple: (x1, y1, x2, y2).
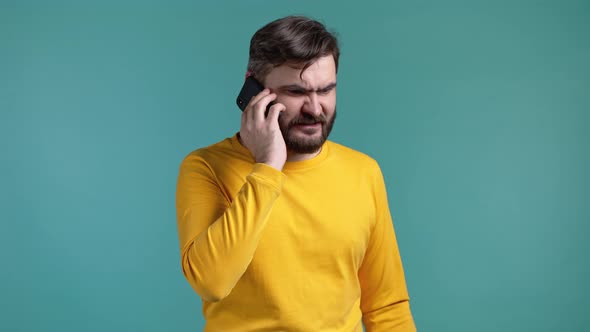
(236, 76, 274, 115)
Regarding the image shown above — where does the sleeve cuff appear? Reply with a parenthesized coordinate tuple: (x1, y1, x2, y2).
(248, 163, 287, 190)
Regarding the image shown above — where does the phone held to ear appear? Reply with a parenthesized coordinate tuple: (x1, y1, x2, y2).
(236, 76, 275, 116)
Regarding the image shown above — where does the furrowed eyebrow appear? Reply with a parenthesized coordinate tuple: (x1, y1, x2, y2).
(279, 82, 337, 93)
(318, 82, 337, 92)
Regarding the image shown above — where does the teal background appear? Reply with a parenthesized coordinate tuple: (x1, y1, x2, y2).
(1, 1, 588, 331)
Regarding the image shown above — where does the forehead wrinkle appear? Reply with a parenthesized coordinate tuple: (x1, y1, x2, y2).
(266, 56, 336, 90)
(279, 82, 337, 93)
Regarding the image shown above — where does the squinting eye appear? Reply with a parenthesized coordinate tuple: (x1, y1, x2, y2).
(289, 90, 305, 95)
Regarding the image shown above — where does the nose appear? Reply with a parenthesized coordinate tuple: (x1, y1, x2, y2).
(302, 92, 322, 116)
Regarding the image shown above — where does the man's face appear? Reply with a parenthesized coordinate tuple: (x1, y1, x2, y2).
(263, 55, 337, 154)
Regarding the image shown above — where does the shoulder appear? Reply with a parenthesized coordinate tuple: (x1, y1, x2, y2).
(178, 135, 254, 182)
(184, 137, 230, 159)
(179, 136, 237, 171)
(182, 134, 250, 163)
(327, 140, 381, 172)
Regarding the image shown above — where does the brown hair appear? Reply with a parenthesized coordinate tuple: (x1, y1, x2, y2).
(247, 16, 340, 81)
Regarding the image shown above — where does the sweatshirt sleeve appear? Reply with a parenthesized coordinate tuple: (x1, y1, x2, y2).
(175, 154, 286, 302)
(359, 161, 416, 332)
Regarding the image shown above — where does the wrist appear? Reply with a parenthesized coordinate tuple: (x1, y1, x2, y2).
(261, 159, 285, 171)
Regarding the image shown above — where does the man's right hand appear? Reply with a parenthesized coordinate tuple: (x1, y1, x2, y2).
(239, 88, 287, 171)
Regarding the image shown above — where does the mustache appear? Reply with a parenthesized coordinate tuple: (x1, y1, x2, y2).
(288, 113, 326, 126)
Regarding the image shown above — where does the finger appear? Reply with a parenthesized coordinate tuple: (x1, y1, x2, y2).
(245, 88, 270, 111)
(241, 106, 248, 127)
(251, 93, 277, 122)
(266, 102, 286, 124)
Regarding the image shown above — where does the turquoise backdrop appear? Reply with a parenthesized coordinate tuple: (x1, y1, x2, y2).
(1, 1, 588, 331)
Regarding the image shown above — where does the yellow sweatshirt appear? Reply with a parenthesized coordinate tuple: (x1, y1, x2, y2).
(176, 134, 415, 331)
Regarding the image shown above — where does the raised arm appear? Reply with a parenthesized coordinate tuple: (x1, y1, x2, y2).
(176, 156, 285, 302)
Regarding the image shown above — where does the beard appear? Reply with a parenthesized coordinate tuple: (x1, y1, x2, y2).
(278, 108, 337, 154)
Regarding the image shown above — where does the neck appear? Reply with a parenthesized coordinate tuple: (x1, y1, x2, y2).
(286, 147, 322, 162)
(236, 133, 322, 163)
